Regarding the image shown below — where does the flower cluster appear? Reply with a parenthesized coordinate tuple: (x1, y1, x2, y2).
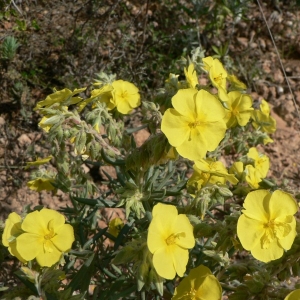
(2, 208, 74, 267)
(12, 50, 299, 300)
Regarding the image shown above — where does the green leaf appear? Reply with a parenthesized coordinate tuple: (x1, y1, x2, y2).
(68, 253, 95, 293)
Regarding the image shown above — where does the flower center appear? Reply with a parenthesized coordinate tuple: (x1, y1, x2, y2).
(120, 90, 128, 101)
(177, 288, 199, 300)
(232, 108, 239, 116)
(166, 232, 186, 245)
(188, 120, 201, 129)
(214, 73, 224, 86)
(261, 219, 292, 249)
(44, 228, 55, 240)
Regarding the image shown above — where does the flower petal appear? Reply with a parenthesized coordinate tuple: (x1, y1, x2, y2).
(39, 209, 66, 231)
(52, 224, 75, 252)
(251, 239, 283, 263)
(176, 128, 208, 160)
(284, 289, 300, 300)
(161, 109, 190, 147)
(171, 89, 198, 119)
(152, 246, 176, 279)
(16, 233, 42, 261)
(2, 212, 22, 247)
(195, 121, 226, 152)
(35, 243, 63, 267)
(171, 244, 188, 277)
(278, 217, 297, 250)
(237, 215, 264, 251)
(172, 215, 195, 249)
(148, 204, 178, 253)
(242, 190, 270, 221)
(21, 210, 48, 236)
(196, 275, 222, 299)
(269, 190, 298, 220)
(195, 90, 226, 122)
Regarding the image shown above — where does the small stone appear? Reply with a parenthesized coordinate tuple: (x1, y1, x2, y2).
(0, 117, 5, 126)
(17, 134, 32, 147)
(273, 69, 284, 84)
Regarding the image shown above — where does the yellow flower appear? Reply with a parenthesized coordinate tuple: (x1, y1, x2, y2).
(202, 56, 228, 102)
(188, 164, 225, 191)
(263, 136, 274, 145)
(111, 80, 141, 114)
(161, 89, 226, 160)
(78, 84, 113, 112)
(228, 74, 247, 90)
(229, 161, 244, 181)
(34, 88, 86, 110)
(225, 91, 253, 128)
(108, 217, 124, 237)
(15, 209, 75, 267)
(27, 177, 55, 192)
(38, 116, 52, 132)
(2, 212, 26, 263)
(247, 147, 269, 178)
(194, 158, 238, 185)
(25, 156, 53, 170)
(172, 265, 222, 300)
(184, 63, 198, 88)
(147, 203, 195, 279)
(244, 165, 261, 189)
(260, 99, 270, 115)
(252, 100, 276, 134)
(284, 289, 300, 300)
(237, 190, 298, 263)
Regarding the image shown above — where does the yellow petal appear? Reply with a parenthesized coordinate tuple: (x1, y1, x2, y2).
(148, 203, 178, 253)
(237, 215, 264, 251)
(242, 190, 270, 221)
(176, 128, 208, 160)
(35, 243, 63, 267)
(269, 190, 298, 220)
(195, 121, 226, 152)
(171, 244, 189, 277)
(171, 88, 198, 119)
(52, 224, 75, 252)
(277, 217, 296, 250)
(195, 90, 226, 122)
(2, 212, 22, 247)
(250, 238, 283, 262)
(172, 215, 195, 249)
(284, 289, 300, 300)
(152, 246, 176, 279)
(16, 233, 42, 261)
